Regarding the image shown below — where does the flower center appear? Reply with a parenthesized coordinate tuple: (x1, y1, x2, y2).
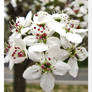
(68, 47, 79, 59)
(11, 47, 26, 59)
(33, 24, 48, 43)
(41, 62, 52, 73)
(38, 58, 53, 73)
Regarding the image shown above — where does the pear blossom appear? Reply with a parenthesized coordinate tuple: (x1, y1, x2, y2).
(9, 11, 32, 35)
(64, 0, 88, 28)
(5, 38, 27, 70)
(8, 11, 33, 46)
(46, 14, 88, 43)
(23, 11, 61, 48)
(23, 47, 70, 92)
(23, 24, 60, 48)
(60, 37, 88, 77)
(28, 44, 69, 62)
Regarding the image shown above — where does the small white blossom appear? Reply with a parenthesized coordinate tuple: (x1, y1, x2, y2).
(5, 39, 27, 70)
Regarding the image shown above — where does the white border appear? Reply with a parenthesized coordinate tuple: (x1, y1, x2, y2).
(0, 0, 91, 92)
(89, 0, 92, 92)
(0, 0, 4, 92)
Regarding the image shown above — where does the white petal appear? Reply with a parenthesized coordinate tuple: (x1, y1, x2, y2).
(78, 32, 87, 39)
(21, 27, 31, 35)
(40, 73, 55, 92)
(13, 56, 27, 64)
(26, 11, 32, 20)
(16, 17, 25, 26)
(13, 38, 26, 48)
(47, 37, 61, 47)
(84, 15, 88, 21)
(37, 15, 49, 24)
(23, 36, 37, 46)
(73, 29, 88, 33)
(4, 55, 9, 63)
(47, 45, 61, 60)
(52, 13, 61, 19)
(60, 49, 70, 61)
(80, 6, 87, 14)
(77, 13, 83, 17)
(9, 60, 14, 70)
(53, 61, 70, 76)
(46, 21, 66, 35)
(68, 57, 79, 78)
(33, 11, 50, 24)
(76, 47, 88, 61)
(29, 43, 48, 52)
(64, 8, 75, 15)
(25, 11, 32, 27)
(80, 22, 88, 28)
(66, 33, 82, 43)
(9, 32, 21, 46)
(47, 45, 69, 60)
(28, 48, 43, 62)
(60, 36, 72, 49)
(23, 65, 41, 80)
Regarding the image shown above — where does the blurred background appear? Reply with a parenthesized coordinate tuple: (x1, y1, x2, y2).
(4, 0, 88, 92)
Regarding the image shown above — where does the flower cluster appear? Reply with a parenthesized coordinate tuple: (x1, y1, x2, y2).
(5, 11, 88, 92)
(64, 0, 88, 28)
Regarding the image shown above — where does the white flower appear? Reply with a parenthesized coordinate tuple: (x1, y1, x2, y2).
(47, 15, 87, 43)
(33, 11, 51, 24)
(64, 0, 88, 29)
(68, 47, 88, 77)
(8, 11, 33, 46)
(10, 11, 32, 35)
(23, 23, 60, 48)
(60, 37, 88, 77)
(63, 23, 88, 43)
(28, 44, 69, 62)
(67, 46, 88, 77)
(5, 39, 27, 70)
(23, 57, 70, 92)
(23, 12, 62, 48)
